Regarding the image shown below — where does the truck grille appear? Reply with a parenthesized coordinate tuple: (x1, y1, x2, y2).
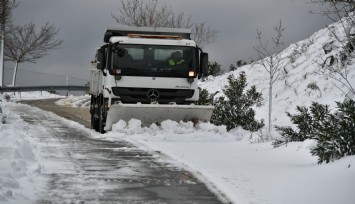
(112, 87, 194, 104)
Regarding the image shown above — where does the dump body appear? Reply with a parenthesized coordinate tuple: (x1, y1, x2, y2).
(89, 26, 212, 133)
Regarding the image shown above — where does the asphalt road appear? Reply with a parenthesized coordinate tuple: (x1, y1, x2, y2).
(15, 99, 227, 204)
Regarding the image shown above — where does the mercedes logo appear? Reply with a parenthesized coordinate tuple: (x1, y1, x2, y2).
(147, 89, 159, 101)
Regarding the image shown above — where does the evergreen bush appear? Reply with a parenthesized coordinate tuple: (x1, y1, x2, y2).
(210, 72, 264, 131)
(229, 60, 248, 71)
(196, 88, 213, 105)
(274, 100, 355, 164)
(207, 61, 222, 77)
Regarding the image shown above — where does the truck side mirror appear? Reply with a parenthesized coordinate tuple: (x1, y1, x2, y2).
(200, 52, 209, 75)
(96, 48, 105, 70)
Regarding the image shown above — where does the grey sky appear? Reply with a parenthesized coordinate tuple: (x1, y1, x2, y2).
(5, 0, 331, 86)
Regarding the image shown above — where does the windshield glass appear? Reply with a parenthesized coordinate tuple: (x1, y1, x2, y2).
(111, 44, 196, 78)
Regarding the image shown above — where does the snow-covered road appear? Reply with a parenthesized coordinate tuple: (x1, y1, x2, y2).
(6, 102, 225, 204)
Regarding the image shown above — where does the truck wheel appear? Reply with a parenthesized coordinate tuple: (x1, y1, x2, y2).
(91, 113, 99, 132)
(98, 95, 106, 134)
(90, 96, 100, 132)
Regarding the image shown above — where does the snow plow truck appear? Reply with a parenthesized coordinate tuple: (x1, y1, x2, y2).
(89, 26, 214, 133)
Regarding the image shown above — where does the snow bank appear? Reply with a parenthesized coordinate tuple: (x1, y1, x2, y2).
(0, 102, 44, 203)
(109, 119, 242, 142)
(4, 91, 64, 101)
(54, 94, 90, 108)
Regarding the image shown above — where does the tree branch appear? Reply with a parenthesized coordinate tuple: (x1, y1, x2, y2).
(5, 22, 63, 63)
(112, 0, 218, 48)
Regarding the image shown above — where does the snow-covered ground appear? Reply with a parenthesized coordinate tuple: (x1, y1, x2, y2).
(0, 102, 44, 203)
(105, 121, 355, 204)
(4, 91, 64, 101)
(1, 92, 355, 204)
(54, 95, 90, 108)
(0, 92, 64, 203)
(1, 17, 355, 204)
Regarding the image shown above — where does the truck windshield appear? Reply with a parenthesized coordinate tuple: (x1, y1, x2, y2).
(111, 44, 196, 78)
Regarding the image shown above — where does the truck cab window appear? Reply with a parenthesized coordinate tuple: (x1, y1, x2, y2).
(126, 48, 144, 60)
(111, 45, 195, 78)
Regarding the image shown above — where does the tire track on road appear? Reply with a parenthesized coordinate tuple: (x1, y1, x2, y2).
(12, 102, 225, 204)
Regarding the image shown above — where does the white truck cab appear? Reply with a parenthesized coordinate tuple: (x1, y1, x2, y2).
(89, 26, 212, 133)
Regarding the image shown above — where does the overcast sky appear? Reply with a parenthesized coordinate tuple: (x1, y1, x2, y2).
(5, 0, 332, 86)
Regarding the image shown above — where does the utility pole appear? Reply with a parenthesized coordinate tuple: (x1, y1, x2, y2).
(0, 35, 3, 87)
(66, 75, 69, 96)
(0, 0, 5, 87)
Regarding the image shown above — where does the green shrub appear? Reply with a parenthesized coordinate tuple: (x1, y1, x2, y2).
(275, 100, 355, 164)
(207, 61, 222, 77)
(210, 71, 264, 131)
(196, 88, 213, 105)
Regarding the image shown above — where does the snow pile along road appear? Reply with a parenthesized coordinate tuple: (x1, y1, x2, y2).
(109, 119, 242, 142)
(0, 102, 44, 203)
(54, 95, 90, 108)
(8, 91, 64, 101)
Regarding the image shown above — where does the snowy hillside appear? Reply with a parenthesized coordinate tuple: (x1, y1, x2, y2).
(200, 19, 355, 133)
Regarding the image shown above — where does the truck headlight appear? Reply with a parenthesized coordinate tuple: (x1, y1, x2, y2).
(188, 71, 196, 83)
(113, 69, 122, 80)
(188, 71, 196, 77)
(113, 68, 122, 75)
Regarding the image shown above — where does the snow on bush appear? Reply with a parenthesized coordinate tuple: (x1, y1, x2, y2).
(275, 100, 355, 163)
(211, 72, 264, 132)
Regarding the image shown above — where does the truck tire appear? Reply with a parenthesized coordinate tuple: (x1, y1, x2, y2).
(90, 95, 100, 132)
(98, 94, 107, 134)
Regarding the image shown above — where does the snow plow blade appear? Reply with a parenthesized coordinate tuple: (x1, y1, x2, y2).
(104, 103, 214, 131)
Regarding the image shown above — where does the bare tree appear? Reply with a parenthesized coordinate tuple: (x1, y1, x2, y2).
(112, 0, 218, 49)
(317, 50, 355, 95)
(112, 0, 192, 28)
(310, 0, 355, 15)
(310, 0, 355, 95)
(253, 21, 287, 137)
(0, 0, 18, 34)
(4, 22, 63, 86)
(192, 22, 218, 49)
(0, 0, 19, 86)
